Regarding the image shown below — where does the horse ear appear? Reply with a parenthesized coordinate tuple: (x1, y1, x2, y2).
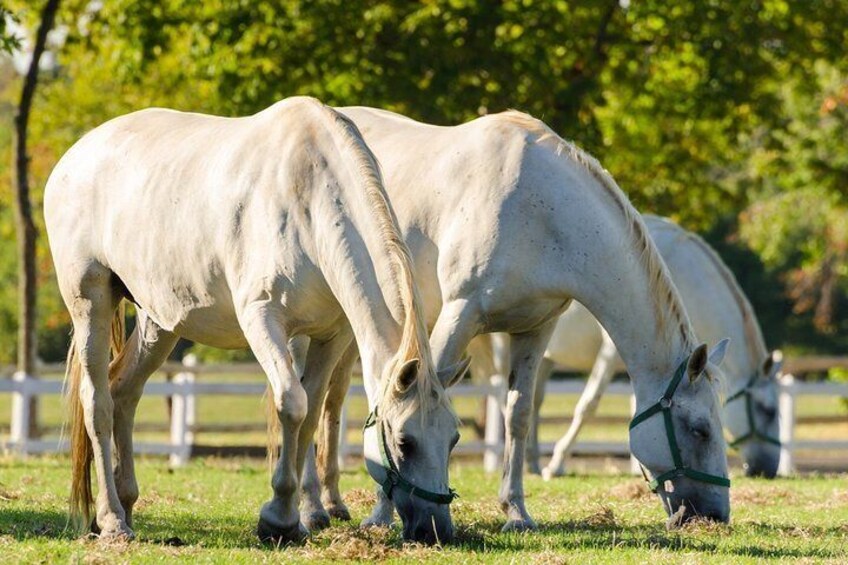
(763, 350, 784, 379)
(395, 358, 420, 395)
(687, 343, 709, 383)
(708, 338, 731, 367)
(438, 356, 471, 388)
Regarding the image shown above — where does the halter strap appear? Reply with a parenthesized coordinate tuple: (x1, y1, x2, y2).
(630, 357, 731, 492)
(725, 375, 781, 448)
(363, 408, 458, 505)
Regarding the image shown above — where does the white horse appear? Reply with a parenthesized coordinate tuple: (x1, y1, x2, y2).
(44, 97, 465, 545)
(522, 216, 783, 481)
(302, 107, 731, 532)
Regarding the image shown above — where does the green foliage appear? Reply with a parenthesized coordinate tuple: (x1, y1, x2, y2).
(0, 6, 21, 54)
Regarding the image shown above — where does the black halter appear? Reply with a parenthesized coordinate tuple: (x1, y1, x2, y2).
(363, 408, 458, 505)
(725, 374, 781, 448)
(629, 356, 731, 492)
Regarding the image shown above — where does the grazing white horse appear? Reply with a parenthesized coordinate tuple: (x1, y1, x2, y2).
(302, 107, 731, 532)
(522, 216, 783, 481)
(44, 97, 463, 545)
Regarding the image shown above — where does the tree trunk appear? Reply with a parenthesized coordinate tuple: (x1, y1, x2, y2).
(12, 0, 62, 437)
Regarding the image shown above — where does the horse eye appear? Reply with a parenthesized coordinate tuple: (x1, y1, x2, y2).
(760, 405, 777, 420)
(690, 424, 711, 441)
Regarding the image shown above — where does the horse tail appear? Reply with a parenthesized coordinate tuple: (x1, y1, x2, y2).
(68, 300, 126, 530)
(265, 386, 281, 471)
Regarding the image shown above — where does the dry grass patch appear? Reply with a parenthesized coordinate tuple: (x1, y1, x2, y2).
(607, 480, 652, 501)
(731, 484, 800, 506)
(581, 505, 617, 528)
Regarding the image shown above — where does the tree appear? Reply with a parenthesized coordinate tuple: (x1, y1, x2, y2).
(11, 0, 62, 435)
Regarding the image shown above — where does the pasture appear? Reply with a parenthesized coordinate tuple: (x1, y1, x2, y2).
(2, 456, 847, 563)
(2, 378, 848, 562)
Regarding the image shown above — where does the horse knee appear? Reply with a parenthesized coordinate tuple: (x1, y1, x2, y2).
(275, 384, 308, 427)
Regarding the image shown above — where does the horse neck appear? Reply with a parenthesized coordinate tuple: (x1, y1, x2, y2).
(655, 225, 768, 391)
(309, 111, 422, 404)
(563, 210, 696, 403)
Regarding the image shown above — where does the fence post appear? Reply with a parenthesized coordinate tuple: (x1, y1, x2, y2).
(777, 373, 795, 477)
(629, 392, 640, 475)
(10, 371, 31, 454)
(483, 374, 505, 473)
(183, 354, 197, 446)
(170, 361, 195, 467)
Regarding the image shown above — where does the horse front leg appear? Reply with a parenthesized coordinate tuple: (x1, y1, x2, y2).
(500, 320, 557, 532)
(240, 305, 308, 545)
(526, 356, 554, 475)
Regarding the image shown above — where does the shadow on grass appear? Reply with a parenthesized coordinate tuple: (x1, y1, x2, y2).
(449, 517, 847, 560)
(0, 508, 74, 541)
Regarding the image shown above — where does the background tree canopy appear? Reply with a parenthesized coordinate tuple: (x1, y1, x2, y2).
(1, 0, 846, 363)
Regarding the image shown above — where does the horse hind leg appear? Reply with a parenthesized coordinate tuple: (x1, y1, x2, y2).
(316, 343, 357, 520)
(542, 331, 618, 481)
(65, 264, 130, 538)
(110, 309, 178, 527)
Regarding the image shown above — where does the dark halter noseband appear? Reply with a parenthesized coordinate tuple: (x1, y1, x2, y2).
(725, 374, 781, 448)
(629, 356, 732, 492)
(363, 408, 458, 505)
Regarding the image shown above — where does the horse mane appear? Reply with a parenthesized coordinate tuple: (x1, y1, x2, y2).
(493, 110, 696, 349)
(315, 102, 450, 420)
(656, 218, 769, 370)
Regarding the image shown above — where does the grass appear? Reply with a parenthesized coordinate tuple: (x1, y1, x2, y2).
(1, 455, 848, 563)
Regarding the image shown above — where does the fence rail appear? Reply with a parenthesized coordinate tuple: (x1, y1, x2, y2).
(1, 356, 847, 475)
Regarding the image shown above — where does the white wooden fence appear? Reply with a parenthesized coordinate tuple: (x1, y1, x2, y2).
(2, 356, 847, 475)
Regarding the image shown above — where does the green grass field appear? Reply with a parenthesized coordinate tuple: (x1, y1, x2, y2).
(1, 456, 847, 563)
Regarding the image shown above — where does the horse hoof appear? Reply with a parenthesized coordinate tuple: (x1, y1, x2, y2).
(301, 510, 331, 531)
(501, 518, 537, 533)
(257, 519, 308, 546)
(98, 526, 135, 541)
(327, 504, 351, 521)
(527, 463, 542, 475)
(541, 466, 564, 482)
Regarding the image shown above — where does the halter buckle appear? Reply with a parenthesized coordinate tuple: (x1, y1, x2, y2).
(659, 397, 672, 409)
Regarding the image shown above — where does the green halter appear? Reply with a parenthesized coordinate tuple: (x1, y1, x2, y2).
(725, 374, 781, 448)
(629, 356, 732, 492)
(363, 408, 458, 505)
